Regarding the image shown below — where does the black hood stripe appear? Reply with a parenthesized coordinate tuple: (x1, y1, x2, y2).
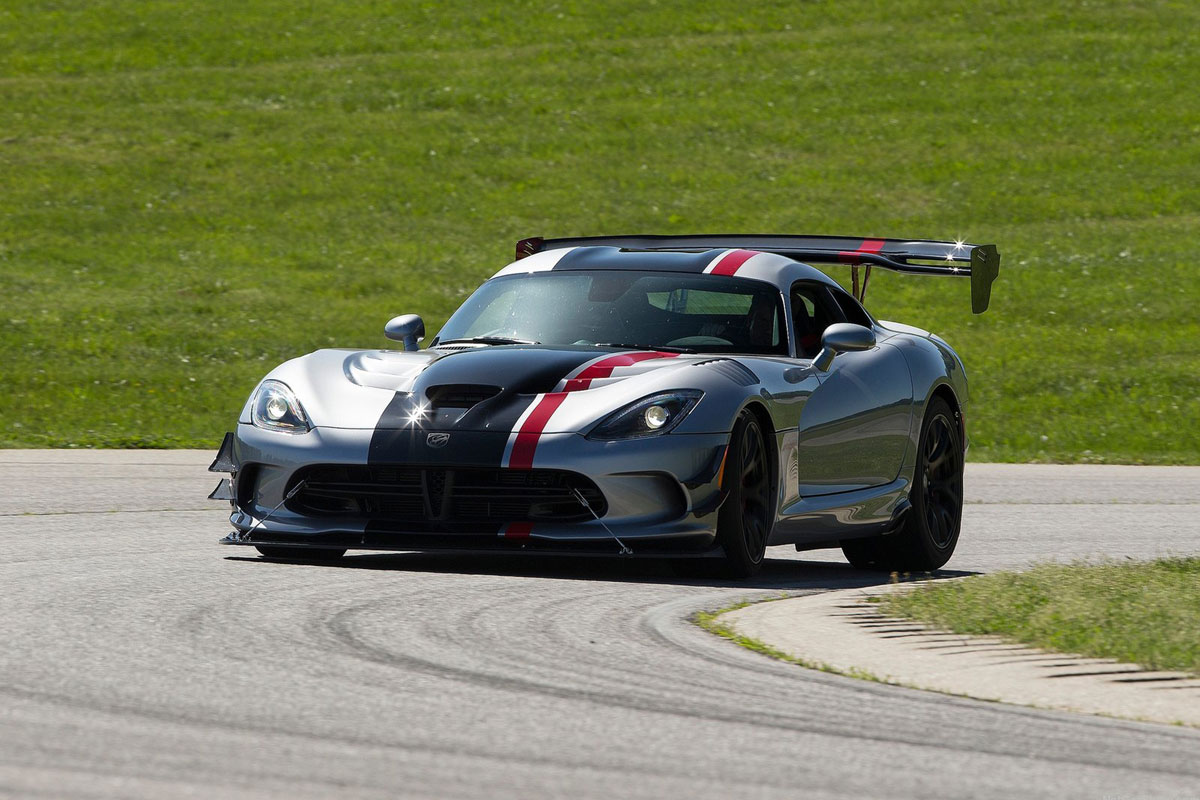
(367, 347, 677, 470)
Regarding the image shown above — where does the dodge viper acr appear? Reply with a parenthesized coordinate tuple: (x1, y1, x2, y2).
(209, 234, 1000, 577)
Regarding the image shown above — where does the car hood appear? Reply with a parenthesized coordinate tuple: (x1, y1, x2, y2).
(243, 344, 707, 433)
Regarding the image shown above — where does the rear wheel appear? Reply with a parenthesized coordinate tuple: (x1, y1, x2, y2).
(254, 545, 346, 562)
(842, 396, 963, 572)
(714, 410, 773, 578)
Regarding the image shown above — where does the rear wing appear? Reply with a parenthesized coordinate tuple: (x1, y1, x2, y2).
(515, 234, 1000, 313)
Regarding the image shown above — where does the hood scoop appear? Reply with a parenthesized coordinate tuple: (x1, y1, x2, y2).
(426, 384, 501, 410)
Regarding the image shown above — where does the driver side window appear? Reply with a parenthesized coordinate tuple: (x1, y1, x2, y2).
(790, 284, 840, 358)
(830, 288, 874, 328)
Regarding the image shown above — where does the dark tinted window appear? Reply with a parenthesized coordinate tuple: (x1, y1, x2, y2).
(830, 289, 874, 328)
(790, 283, 840, 358)
(436, 271, 787, 355)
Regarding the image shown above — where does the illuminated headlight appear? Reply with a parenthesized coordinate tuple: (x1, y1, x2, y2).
(251, 380, 311, 434)
(587, 390, 703, 440)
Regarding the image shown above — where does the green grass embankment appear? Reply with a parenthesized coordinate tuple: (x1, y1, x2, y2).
(880, 558, 1200, 676)
(1, 1, 1197, 458)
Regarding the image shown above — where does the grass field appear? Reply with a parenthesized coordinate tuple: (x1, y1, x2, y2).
(880, 559, 1200, 676)
(2, 1, 1197, 459)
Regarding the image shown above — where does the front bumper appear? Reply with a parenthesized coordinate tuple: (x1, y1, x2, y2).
(216, 423, 729, 556)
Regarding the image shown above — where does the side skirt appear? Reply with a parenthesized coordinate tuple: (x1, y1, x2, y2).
(767, 476, 911, 547)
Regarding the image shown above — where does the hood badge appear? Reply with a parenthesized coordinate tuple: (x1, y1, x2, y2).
(426, 432, 451, 449)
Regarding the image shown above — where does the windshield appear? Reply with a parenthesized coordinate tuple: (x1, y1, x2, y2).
(434, 271, 787, 355)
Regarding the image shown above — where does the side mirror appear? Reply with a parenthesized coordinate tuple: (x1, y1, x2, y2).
(812, 323, 875, 371)
(384, 314, 425, 352)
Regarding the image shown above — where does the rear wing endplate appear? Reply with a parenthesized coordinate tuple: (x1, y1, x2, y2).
(516, 234, 1000, 313)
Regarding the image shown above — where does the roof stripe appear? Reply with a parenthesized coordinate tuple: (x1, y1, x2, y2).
(492, 246, 580, 277)
(704, 249, 760, 276)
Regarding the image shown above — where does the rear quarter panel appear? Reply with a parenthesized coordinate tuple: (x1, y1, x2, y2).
(878, 321, 970, 463)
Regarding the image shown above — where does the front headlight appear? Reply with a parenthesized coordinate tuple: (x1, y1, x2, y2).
(251, 380, 311, 434)
(587, 390, 703, 440)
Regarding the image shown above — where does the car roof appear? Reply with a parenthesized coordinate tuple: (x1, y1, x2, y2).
(491, 246, 843, 293)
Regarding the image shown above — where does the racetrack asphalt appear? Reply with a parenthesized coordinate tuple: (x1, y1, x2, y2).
(1, 452, 1198, 799)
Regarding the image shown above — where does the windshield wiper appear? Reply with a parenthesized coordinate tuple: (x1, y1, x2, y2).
(593, 342, 697, 354)
(437, 336, 540, 346)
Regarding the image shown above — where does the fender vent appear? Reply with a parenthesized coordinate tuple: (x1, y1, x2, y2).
(693, 359, 758, 386)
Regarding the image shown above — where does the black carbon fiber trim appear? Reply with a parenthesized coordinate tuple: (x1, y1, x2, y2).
(227, 531, 720, 556)
(208, 432, 236, 473)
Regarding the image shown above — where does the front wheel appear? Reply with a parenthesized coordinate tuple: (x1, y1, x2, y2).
(714, 410, 773, 578)
(254, 545, 346, 562)
(842, 396, 963, 572)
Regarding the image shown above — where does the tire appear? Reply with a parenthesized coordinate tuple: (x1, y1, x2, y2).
(842, 396, 963, 572)
(254, 545, 346, 562)
(714, 410, 773, 578)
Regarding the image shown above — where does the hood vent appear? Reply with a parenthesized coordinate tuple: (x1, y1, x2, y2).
(426, 384, 502, 410)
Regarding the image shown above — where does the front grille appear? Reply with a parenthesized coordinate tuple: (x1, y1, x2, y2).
(287, 464, 606, 526)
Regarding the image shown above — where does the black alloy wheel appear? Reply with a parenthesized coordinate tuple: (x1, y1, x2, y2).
(919, 406, 963, 552)
(715, 410, 773, 577)
(842, 396, 963, 572)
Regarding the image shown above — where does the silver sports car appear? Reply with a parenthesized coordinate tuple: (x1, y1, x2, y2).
(210, 234, 1000, 577)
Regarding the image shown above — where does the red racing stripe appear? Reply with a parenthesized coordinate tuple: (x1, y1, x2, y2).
(838, 238, 887, 263)
(561, 351, 678, 392)
(708, 249, 759, 276)
(508, 352, 679, 469)
(502, 521, 533, 539)
(508, 392, 569, 469)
